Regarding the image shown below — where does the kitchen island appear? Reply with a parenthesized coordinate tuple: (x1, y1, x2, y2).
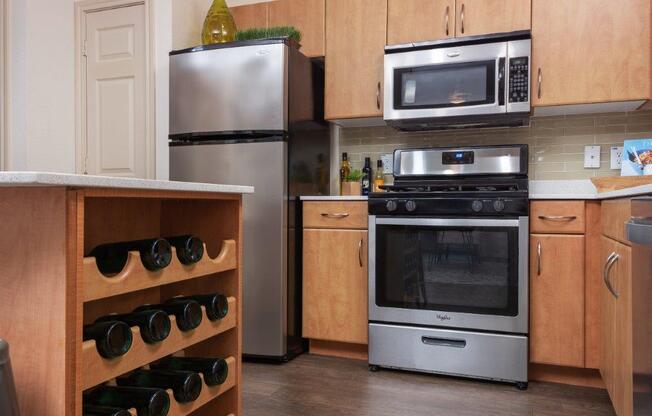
(0, 172, 253, 416)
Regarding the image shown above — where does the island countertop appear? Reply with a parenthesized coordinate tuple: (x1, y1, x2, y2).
(0, 172, 254, 194)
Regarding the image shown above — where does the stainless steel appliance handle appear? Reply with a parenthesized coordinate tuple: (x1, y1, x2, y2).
(537, 68, 542, 99)
(603, 252, 619, 299)
(445, 6, 450, 36)
(376, 82, 381, 110)
(627, 218, 652, 246)
(538, 215, 577, 221)
(537, 241, 542, 276)
(460, 3, 465, 34)
(321, 212, 350, 219)
(422, 336, 467, 348)
(375, 217, 521, 228)
(358, 238, 363, 268)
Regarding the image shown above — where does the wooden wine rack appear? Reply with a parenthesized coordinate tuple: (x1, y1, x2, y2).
(0, 187, 245, 416)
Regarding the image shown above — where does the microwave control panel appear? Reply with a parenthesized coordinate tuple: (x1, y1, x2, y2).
(508, 57, 529, 103)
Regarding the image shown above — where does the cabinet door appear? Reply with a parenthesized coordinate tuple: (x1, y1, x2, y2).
(387, 0, 455, 45)
(325, 0, 387, 120)
(532, 0, 650, 106)
(268, 0, 325, 57)
(529, 234, 585, 367)
(303, 229, 368, 344)
(231, 2, 268, 31)
(455, 0, 531, 37)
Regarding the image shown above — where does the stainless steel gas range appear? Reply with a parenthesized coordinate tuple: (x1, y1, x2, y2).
(367, 145, 529, 389)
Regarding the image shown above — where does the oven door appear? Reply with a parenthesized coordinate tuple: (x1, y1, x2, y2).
(369, 216, 528, 334)
(384, 42, 507, 122)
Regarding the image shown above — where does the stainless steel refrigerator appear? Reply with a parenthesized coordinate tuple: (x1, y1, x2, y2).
(168, 39, 330, 361)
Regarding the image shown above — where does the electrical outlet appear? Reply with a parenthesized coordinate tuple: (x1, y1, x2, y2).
(610, 146, 624, 170)
(584, 145, 601, 169)
(381, 154, 393, 174)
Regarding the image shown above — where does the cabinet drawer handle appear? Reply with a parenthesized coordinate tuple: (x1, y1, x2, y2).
(460, 3, 465, 34)
(537, 68, 542, 99)
(603, 252, 620, 299)
(376, 82, 381, 110)
(538, 215, 577, 221)
(358, 239, 364, 268)
(537, 241, 542, 276)
(445, 6, 450, 36)
(422, 336, 467, 349)
(321, 212, 349, 219)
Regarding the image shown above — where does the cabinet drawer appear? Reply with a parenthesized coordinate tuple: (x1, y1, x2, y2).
(303, 201, 368, 229)
(530, 201, 585, 234)
(601, 199, 632, 245)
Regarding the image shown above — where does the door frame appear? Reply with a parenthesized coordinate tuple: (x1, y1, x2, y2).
(75, 0, 157, 178)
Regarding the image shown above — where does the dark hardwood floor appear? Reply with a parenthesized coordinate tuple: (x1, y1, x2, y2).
(243, 354, 615, 416)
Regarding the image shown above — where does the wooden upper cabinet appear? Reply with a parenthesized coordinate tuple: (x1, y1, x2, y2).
(268, 0, 325, 57)
(325, 0, 387, 120)
(455, 0, 531, 37)
(387, 0, 455, 45)
(529, 234, 585, 368)
(532, 0, 651, 107)
(230, 2, 269, 31)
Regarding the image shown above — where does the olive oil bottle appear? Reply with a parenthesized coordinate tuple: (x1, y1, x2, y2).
(201, 0, 237, 45)
(339, 153, 351, 195)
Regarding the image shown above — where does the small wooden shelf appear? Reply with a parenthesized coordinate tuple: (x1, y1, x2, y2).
(83, 240, 237, 302)
(82, 297, 237, 390)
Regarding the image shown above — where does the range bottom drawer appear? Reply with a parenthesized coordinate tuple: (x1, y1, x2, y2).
(369, 323, 528, 383)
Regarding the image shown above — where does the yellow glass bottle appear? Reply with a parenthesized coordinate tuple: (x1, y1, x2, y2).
(201, 0, 237, 45)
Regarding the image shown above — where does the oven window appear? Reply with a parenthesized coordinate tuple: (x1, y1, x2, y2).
(375, 225, 519, 316)
(393, 61, 496, 109)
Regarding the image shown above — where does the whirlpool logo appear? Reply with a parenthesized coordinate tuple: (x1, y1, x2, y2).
(436, 314, 451, 321)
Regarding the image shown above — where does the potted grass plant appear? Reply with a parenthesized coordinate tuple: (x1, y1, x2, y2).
(341, 170, 363, 196)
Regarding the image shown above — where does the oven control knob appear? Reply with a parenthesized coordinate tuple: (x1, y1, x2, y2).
(493, 200, 506, 212)
(386, 200, 398, 212)
(405, 200, 417, 212)
(471, 200, 484, 212)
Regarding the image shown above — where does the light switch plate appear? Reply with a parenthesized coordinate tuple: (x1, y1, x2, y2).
(381, 154, 394, 174)
(610, 146, 623, 170)
(584, 145, 601, 169)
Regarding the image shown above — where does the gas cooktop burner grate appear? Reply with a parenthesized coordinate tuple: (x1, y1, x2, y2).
(379, 184, 523, 193)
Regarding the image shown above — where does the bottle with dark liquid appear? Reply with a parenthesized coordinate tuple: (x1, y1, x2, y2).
(90, 238, 173, 275)
(83, 386, 170, 416)
(118, 369, 203, 403)
(83, 405, 132, 416)
(164, 235, 204, 265)
(134, 300, 203, 332)
(151, 357, 229, 386)
(166, 293, 228, 321)
(361, 157, 372, 195)
(83, 321, 133, 359)
(95, 310, 171, 345)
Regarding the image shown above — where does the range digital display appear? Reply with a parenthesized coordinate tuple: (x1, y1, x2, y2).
(442, 151, 474, 165)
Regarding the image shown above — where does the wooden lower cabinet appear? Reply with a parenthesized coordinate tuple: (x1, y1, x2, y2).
(529, 234, 585, 367)
(601, 236, 633, 416)
(303, 228, 368, 344)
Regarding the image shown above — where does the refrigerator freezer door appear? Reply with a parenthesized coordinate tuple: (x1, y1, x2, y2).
(170, 43, 288, 135)
(170, 141, 287, 357)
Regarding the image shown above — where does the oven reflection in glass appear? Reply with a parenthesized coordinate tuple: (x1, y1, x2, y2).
(376, 226, 519, 317)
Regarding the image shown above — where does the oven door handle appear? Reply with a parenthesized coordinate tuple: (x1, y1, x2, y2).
(375, 217, 522, 227)
(422, 336, 467, 349)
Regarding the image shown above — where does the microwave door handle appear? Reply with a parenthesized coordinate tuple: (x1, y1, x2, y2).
(498, 57, 506, 107)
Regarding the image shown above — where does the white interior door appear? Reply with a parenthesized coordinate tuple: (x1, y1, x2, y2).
(84, 4, 147, 178)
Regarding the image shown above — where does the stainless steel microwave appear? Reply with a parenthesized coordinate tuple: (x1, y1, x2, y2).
(384, 31, 531, 130)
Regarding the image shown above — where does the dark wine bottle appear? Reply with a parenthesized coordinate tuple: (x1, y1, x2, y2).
(164, 235, 204, 265)
(95, 310, 171, 345)
(82, 405, 132, 416)
(361, 157, 372, 196)
(89, 238, 173, 275)
(151, 357, 228, 386)
(84, 386, 169, 416)
(134, 300, 203, 332)
(118, 369, 202, 403)
(83, 321, 133, 359)
(165, 294, 228, 321)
